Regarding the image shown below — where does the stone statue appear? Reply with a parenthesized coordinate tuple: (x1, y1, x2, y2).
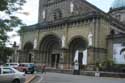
(70, 2, 74, 13)
(42, 10, 46, 19)
(88, 32, 93, 46)
(34, 38, 37, 49)
(18, 43, 21, 50)
(62, 35, 65, 47)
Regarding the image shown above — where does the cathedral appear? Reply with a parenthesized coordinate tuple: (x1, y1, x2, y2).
(18, 0, 125, 71)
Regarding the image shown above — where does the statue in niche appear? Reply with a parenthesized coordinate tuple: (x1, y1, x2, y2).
(34, 38, 37, 49)
(62, 35, 65, 47)
(42, 10, 46, 19)
(70, 1, 74, 13)
(88, 32, 93, 46)
(18, 43, 21, 50)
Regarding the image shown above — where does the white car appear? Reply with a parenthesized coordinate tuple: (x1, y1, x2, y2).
(0, 66, 25, 83)
(4, 63, 19, 68)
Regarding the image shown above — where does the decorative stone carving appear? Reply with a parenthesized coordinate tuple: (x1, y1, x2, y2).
(70, 2, 74, 13)
(34, 38, 37, 49)
(88, 32, 93, 46)
(62, 35, 65, 48)
(42, 10, 46, 19)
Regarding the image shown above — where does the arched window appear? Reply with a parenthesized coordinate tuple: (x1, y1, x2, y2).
(115, 14, 121, 21)
(53, 9, 62, 20)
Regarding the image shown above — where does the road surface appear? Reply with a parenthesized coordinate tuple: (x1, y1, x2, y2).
(31, 72, 125, 83)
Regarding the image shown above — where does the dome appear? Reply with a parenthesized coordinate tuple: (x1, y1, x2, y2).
(112, 0, 125, 9)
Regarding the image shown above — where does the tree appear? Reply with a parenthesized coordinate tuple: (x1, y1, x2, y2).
(0, 0, 26, 63)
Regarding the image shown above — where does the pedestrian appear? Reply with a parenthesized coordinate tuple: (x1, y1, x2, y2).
(42, 64, 46, 74)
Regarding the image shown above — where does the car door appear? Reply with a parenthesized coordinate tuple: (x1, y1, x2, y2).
(0, 67, 15, 83)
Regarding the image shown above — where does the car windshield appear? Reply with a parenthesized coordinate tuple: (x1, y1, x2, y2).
(3, 68, 15, 74)
(28, 64, 34, 67)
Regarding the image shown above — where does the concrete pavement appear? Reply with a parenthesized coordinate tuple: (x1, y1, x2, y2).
(31, 72, 125, 83)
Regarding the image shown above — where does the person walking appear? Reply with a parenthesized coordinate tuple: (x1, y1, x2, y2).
(42, 64, 46, 74)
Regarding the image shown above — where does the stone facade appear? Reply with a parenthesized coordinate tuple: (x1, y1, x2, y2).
(18, 0, 125, 70)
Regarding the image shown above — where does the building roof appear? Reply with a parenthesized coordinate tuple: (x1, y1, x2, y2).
(23, 0, 125, 33)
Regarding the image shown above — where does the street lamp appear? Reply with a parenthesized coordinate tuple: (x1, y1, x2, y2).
(12, 41, 19, 62)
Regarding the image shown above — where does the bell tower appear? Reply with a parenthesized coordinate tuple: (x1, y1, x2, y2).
(38, 0, 68, 22)
(109, 0, 125, 24)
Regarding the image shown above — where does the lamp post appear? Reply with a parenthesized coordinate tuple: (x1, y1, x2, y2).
(12, 41, 19, 62)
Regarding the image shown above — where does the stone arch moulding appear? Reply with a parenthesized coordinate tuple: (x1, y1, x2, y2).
(23, 41, 34, 62)
(39, 33, 62, 67)
(68, 35, 88, 65)
(68, 35, 88, 49)
(38, 32, 61, 49)
(23, 41, 33, 50)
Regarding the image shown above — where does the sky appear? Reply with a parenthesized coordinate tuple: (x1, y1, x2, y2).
(7, 0, 114, 47)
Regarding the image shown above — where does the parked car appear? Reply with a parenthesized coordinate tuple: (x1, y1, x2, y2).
(0, 66, 25, 83)
(17, 63, 35, 74)
(4, 63, 19, 68)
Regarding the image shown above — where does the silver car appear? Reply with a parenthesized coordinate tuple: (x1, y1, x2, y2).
(0, 66, 25, 83)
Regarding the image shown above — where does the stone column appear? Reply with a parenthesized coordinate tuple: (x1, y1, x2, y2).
(60, 48, 69, 70)
(32, 49, 39, 63)
(59, 49, 65, 70)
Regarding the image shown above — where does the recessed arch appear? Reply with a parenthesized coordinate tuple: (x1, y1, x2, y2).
(39, 34, 61, 67)
(23, 41, 33, 62)
(68, 35, 88, 66)
(23, 41, 33, 51)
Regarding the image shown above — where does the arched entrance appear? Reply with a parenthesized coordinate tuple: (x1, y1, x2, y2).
(69, 36, 88, 69)
(39, 34, 61, 68)
(23, 42, 33, 62)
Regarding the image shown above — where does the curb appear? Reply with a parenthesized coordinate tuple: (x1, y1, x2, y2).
(25, 75, 36, 83)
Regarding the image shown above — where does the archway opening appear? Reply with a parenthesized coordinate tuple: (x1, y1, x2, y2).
(39, 34, 61, 68)
(23, 42, 33, 62)
(69, 37, 88, 69)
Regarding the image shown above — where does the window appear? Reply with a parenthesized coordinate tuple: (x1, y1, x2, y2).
(3, 68, 14, 74)
(53, 9, 62, 20)
(115, 14, 121, 20)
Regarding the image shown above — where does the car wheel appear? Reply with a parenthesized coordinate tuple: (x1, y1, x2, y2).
(12, 79, 20, 83)
(31, 71, 34, 74)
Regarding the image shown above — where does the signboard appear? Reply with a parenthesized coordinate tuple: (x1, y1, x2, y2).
(74, 50, 87, 65)
(113, 43, 125, 64)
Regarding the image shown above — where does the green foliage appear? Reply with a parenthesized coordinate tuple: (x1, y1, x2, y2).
(18, 26, 27, 35)
(95, 58, 115, 71)
(0, 47, 14, 64)
(0, 0, 26, 63)
(0, 0, 26, 46)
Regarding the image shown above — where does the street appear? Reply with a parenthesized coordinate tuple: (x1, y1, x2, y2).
(30, 72, 125, 83)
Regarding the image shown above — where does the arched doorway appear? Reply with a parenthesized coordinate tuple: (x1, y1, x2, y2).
(39, 34, 61, 68)
(23, 42, 33, 62)
(69, 36, 88, 69)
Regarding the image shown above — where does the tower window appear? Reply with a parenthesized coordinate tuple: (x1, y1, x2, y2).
(115, 14, 121, 21)
(53, 9, 62, 20)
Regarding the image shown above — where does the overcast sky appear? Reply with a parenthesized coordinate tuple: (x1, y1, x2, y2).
(8, 0, 114, 47)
